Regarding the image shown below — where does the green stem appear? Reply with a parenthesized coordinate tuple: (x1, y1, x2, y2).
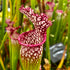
(9, 37, 12, 70)
(11, 41, 20, 70)
(46, 27, 51, 64)
(19, 55, 24, 70)
(31, 0, 36, 10)
(54, 16, 61, 44)
(67, 11, 70, 67)
(0, 32, 7, 51)
(50, 9, 56, 45)
(58, 17, 67, 42)
(30, 0, 36, 29)
(12, 0, 16, 17)
(58, 0, 63, 10)
(57, 16, 63, 42)
(0, 55, 6, 70)
(2, 0, 6, 39)
(9, 0, 12, 20)
(15, 0, 22, 27)
(10, 0, 16, 20)
(9, 38, 20, 70)
(6, 0, 8, 18)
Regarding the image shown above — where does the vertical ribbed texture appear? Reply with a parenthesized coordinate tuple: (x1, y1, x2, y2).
(11, 39, 20, 70)
(6, 19, 21, 70)
(67, 11, 70, 67)
(20, 46, 43, 70)
(15, 0, 22, 27)
(46, 27, 51, 64)
(2, 0, 6, 39)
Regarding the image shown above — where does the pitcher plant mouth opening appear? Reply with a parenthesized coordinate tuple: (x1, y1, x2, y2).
(18, 5, 52, 48)
(18, 30, 46, 47)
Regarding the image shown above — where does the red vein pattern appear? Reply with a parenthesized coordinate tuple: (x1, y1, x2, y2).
(18, 5, 52, 70)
